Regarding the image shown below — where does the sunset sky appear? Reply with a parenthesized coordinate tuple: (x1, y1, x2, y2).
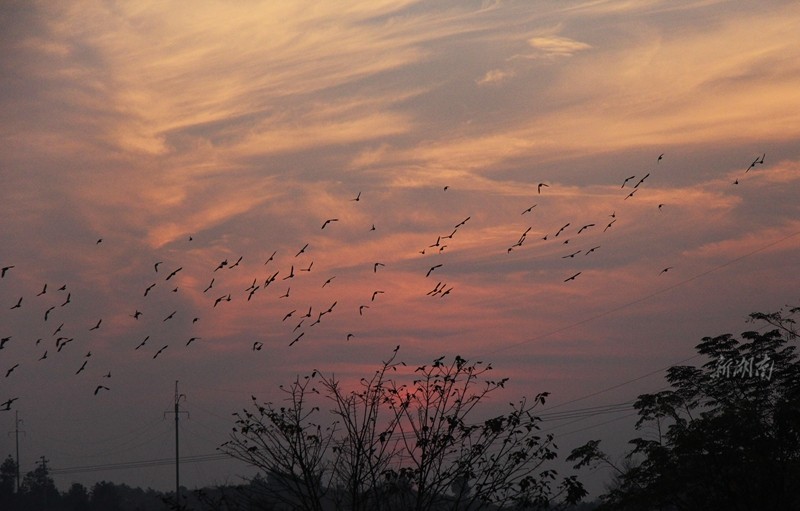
(1, 0, 799, 498)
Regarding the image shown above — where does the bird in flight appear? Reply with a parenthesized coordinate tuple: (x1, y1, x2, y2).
(621, 176, 636, 188)
(521, 204, 537, 214)
(455, 216, 471, 228)
(279, 288, 290, 299)
(135, 336, 149, 350)
(321, 218, 338, 229)
(0, 266, 13, 278)
(5, 364, 19, 378)
(289, 332, 304, 347)
(564, 272, 582, 282)
(322, 276, 335, 288)
(577, 223, 595, 234)
(604, 219, 616, 232)
(359, 305, 369, 315)
(426, 264, 443, 277)
(372, 290, 384, 301)
(94, 385, 110, 395)
(165, 267, 183, 280)
(89, 319, 102, 331)
(659, 267, 673, 275)
(163, 311, 177, 322)
(186, 337, 201, 346)
(2, 397, 19, 410)
(214, 259, 228, 272)
(657, 153, 664, 163)
(144, 284, 156, 297)
(265, 250, 277, 265)
(633, 173, 650, 188)
(374, 263, 385, 273)
(562, 250, 581, 258)
(625, 189, 638, 200)
(585, 246, 600, 255)
(37, 284, 47, 296)
(351, 191, 361, 201)
(296, 244, 309, 257)
(554, 223, 570, 237)
(154, 261, 163, 272)
(229, 256, 243, 269)
(283, 265, 295, 280)
(252, 342, 263, 351)
(346, 333, 354, 341)
(10, 297, 22, 310)
(746, 153, 765, 172)
(75, 360, 88, 375)
(153, 346, 168, 359)
(300, 261, 313, 272)
(204, 278, 215, 293)
(282, 310, 296, 322)
(538, 183, 549, 194)
(44, 306, 55, 321)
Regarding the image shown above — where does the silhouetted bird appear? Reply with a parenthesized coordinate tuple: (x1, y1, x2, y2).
(659, 267, 673, 275)
(153, 346, 168, 359)
(144, 284, 155, 296)
(296, 244, 308, 257)
(37, 284, 47, 296)
(564, 272, 582, 282)
(163, 311, 177, 322)
(351, 191, 361, 201)
(522, 204, 537, 214)
(6, 364, 19, 377)
(1, 398, 19, 410)
(94, 385, 109, 395)
(622, 176, 635, 188)
(0, 266, 13, 278)
(165, 267, 183, 280)
(372, 291, 384, 301)
(426, 264, 442, 277)
(135, 336, 149, 350)
(538, 183, 548, 194)
(252, 342, 263, 351)
(321, 218, 338, 229)
(154, 261, 163, 272)
(289, 333, 304, 346)
(10, 297, 22, 310)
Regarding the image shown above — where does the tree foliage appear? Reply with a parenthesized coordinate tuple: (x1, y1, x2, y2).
(221, 348, 586, 510)
(568, 306, 800, 510)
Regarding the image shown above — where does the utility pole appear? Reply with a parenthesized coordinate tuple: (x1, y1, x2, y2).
(5, 411, 24, 492)
(14, 412, 23, 492)
(165, 381, 188, 510)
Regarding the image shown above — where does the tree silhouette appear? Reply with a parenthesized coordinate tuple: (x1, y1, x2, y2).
(568, 305, 800, 510)
(221, 349, 586, 510)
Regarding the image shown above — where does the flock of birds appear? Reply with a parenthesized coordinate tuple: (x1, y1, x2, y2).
(0, 152, 769, 410)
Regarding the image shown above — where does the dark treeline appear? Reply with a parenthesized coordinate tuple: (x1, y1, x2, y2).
(0, 457, 600, 511)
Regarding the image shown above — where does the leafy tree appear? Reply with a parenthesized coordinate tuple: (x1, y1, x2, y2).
(221, 348, 586, 510)
(20, 460, 62, 510)
(0, 455, 19, 509)
(90, 480, 122, 511)
(568, 306, 800, 510)
(63, 482, 89, 511)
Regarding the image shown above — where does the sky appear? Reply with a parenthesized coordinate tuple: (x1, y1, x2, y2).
(1, 0, 799, 499)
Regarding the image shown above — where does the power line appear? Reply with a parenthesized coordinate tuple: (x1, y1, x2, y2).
(479, 229, 800, 358)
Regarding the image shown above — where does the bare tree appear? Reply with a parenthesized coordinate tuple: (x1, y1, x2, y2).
(221, 348, 585, 510)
